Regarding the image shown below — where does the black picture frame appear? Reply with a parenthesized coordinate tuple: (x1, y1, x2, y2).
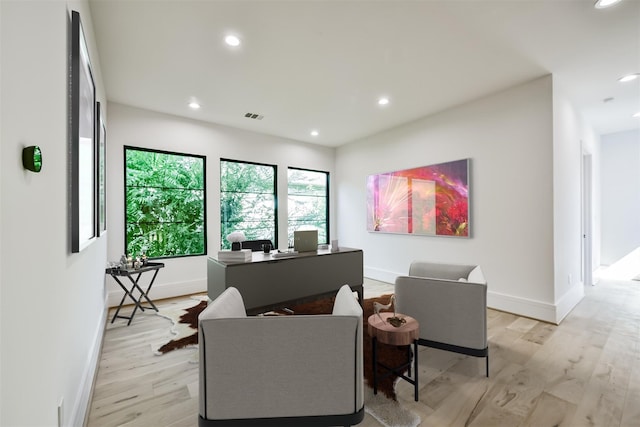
(70, 10, 97, 253)
(97, 102, 107, 236)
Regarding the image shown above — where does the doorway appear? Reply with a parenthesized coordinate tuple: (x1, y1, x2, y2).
(582, 153, 594, 286)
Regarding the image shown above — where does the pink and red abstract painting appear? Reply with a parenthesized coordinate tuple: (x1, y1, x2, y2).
(366, 159, 470, 237)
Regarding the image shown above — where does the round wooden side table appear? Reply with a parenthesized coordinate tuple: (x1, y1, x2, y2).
(367, 312, 420, 401)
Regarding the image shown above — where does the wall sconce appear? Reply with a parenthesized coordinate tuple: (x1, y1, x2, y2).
(22, 146, 42, 172)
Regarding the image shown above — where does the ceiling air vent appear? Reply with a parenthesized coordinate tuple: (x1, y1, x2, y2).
(244, 112, 264, 120)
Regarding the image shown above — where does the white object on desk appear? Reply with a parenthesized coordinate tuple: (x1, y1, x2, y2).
(271, 251, 299, 258)
(217, 249, 251, 262)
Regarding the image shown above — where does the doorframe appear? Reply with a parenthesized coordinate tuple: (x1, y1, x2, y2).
(581, 152, 594, 286)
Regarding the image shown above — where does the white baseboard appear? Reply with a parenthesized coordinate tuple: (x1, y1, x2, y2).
(364, 266, 399, 284)
(107, 278, 207, 307)
(70, 296, 108, 427)
(488, 282, 584, 325)
(554, 282, 585, 323)
(365, 265, 584, 325)
(487, 290, 558, 324)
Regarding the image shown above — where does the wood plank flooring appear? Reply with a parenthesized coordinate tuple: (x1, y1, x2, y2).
(86, 278, 640, 427)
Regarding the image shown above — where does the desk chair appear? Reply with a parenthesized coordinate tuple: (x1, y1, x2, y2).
(241, 239, 274, 252)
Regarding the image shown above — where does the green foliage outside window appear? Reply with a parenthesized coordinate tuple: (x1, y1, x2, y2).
(125, 147, 206, 258)
(220, 160, 276, 249)
(288, 168, 329, 244)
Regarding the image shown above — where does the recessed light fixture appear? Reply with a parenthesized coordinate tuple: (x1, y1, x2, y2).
(244, 112, 264, 120)
(310, 130, 319, 137)
(619, 73, 640, 83)
(225, 35, 241, 47)
(594, 0, 622, 8)
(378, 97, 390, 106)
(188, 101, 201, 110)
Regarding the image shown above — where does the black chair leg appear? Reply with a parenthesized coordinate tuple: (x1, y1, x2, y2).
(485, 353, 489, 377)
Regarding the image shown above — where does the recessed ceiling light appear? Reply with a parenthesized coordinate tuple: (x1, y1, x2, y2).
(378, 97, 389, 106)
(310, 130, 319, 137)
(594, 0, 622, 9)
(633, 111, 640, 118)
(225, 35, 241, 47)
(619, 73, 640, 83)
(244, 112, 264, 120)
(188, 102, 201, 110)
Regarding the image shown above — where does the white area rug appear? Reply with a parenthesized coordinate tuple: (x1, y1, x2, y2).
(364, 386, 421, 427)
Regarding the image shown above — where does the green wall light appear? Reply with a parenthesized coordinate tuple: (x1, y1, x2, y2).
(22, 146, 42, 173)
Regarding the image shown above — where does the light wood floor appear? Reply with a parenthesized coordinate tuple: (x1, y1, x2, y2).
(86, 278, 640, 427)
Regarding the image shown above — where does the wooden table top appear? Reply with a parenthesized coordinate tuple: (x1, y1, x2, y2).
(368, 312, 419, 346)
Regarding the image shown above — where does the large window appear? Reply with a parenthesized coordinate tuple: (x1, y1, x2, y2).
(288, 168, 329, 244)
(220, 159, 277, 249)
(125, 146, 206, 258)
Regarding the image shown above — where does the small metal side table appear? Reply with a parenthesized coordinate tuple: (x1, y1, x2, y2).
(106, 262, 164, 325)
(368, 312, 420, 401)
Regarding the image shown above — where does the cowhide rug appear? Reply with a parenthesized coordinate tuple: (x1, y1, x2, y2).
(154, 293, 420, 427)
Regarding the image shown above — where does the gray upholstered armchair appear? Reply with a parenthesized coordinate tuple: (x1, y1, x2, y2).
(394, 261, 489, 376)
(198, 284, 364, 426)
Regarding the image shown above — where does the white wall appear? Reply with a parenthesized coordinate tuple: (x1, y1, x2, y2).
(600, 129, 640, 265)
(105, 103, 336, 305)
(583, 127, 602, 276)
(0, 2, 4, 423)
(551, 84, 599, 318)
(336, 75, 573, 323)
(1, 1, 107, 426)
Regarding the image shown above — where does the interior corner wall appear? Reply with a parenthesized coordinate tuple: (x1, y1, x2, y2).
(105, 102, 336, 305)
(1, 1, 108, 426)
(581, 126, 602, 276)
(600, 129, 640, 265)
(551, 82, 593, 322)
(335, 75, 560, 322)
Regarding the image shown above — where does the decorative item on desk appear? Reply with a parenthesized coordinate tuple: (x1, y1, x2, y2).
(373, 294, 406, 328)
(226, 231, 247, 251)
(217, 249, 252, 262)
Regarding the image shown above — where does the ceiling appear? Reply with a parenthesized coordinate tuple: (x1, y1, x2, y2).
(89, 0, 640, 147)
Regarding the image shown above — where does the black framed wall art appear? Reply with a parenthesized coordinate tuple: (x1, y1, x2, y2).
(97, 102, 107, 236)
(70, 10, 97, 252)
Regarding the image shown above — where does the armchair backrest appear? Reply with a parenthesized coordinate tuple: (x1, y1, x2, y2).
(408, 261, 477, 281)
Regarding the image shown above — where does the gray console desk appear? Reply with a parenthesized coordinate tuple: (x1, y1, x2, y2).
(207, 247, 363, 315)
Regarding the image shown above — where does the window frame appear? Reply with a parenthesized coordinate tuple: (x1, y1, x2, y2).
(287, 167, 330, 245)
(123, 145, 207, 259)
(220, 158, 278, 249)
